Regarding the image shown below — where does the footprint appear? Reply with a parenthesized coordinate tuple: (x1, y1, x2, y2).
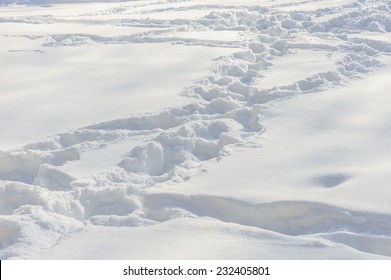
(314, 173, 350, 188)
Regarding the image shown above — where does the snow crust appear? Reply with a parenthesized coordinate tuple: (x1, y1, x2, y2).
(1, 0, 391, 259)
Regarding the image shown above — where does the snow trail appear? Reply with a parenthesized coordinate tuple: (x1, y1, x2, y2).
(1, 0, 391, 259)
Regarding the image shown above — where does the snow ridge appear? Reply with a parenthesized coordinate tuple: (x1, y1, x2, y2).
(1, 0, 391, 259)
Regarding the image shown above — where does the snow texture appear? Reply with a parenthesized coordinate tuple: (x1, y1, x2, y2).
(1, 0, 391, 259)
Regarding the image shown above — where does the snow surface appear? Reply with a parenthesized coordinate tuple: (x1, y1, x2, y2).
(1, 0, 391, 259)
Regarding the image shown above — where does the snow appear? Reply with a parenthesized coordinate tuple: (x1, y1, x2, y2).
(35, 218, 387, 260)
(0, 40, 236, 148)
(254, 50, 345, 90)
(1, 0, 391, 260)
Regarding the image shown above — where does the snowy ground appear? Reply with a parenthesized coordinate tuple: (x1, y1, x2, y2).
(1, 0, 391, 259)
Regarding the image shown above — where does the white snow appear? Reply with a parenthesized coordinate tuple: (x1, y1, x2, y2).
(35, 218, 387, 260)
(254, 50, 345, 90)
(0, 40, 236, 148)
(1, 0, 391, 260)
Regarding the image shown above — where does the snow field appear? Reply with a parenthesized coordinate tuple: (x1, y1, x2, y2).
(0, 0, 391, 259)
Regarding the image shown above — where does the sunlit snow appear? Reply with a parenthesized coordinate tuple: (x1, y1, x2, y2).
(1, 0, 391, 260)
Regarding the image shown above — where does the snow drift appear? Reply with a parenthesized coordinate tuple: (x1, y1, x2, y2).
(1, 0, 391, 259)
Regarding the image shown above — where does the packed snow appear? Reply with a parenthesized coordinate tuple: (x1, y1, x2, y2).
(0, 0, 391, 259)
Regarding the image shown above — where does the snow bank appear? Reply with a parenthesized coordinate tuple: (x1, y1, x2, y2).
(36, 218, 387, 260)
